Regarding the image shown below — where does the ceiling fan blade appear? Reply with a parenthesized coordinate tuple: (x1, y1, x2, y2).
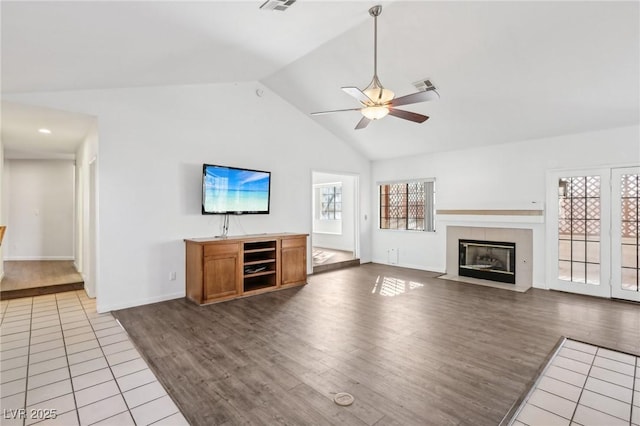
(388, 108, 429, 123)
(355, 116, 371, 130)
(311, 108, 362, 116)
(342, 87, 374, 105)
(389, 89, 440, 107)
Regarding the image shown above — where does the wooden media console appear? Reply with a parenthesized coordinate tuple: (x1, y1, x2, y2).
(184, 233, 307, 305)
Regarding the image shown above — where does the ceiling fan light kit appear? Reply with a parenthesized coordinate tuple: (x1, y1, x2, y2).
(311, 5, 439, 129)
(361, 105, 390, 120)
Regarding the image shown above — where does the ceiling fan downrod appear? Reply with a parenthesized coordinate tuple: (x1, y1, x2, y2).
(370, 5, 381, 81)
(365, 5, 393, 104)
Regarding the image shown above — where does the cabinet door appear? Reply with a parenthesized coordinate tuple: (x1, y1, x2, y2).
(281, 237, 307, 285)
(203, 250, 240, 301)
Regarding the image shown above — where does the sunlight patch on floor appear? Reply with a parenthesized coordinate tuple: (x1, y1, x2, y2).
(372, 275, 424, 297)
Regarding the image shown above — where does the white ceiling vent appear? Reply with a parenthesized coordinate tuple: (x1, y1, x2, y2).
(413, 78, 437, 92)
(259, 0, 296, 12)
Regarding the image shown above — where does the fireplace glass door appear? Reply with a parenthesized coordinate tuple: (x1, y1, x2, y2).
(459, 240, 516, 284)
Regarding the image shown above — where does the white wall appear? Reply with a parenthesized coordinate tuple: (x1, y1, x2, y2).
(371, 125, 640, 288)
(5, 82, 372, 312)
(3, 159, 75, 260)
(312, 172, 356, 252)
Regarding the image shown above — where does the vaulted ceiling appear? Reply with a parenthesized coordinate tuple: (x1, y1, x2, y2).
(2, 1, 638, 160)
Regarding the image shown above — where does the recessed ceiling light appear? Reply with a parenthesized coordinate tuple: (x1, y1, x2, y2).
(38, 128, 52, 134)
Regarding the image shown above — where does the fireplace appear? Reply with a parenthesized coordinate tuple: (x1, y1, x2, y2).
(459, 239, 516, 284)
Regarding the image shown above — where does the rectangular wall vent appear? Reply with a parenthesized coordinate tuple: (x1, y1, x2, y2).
(260, 0, 296, 11)
(413, 78, 436, 92)
(388, 248, 399, 265)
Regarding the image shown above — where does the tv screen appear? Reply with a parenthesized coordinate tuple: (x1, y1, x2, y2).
(202, 164, 271, 214)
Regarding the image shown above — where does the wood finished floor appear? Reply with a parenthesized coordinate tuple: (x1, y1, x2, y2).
(313, 247, 359, 275)
(1, 260, 83, 291)
(312, 247, 355, 267)
(112, 263, 640, 426)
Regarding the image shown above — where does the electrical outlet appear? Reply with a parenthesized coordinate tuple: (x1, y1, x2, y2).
(169, 272, 176, 281)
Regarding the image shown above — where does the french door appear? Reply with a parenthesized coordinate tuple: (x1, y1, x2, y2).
(611, 167, 640, 301)
(547, 167, 640, 301)
(547, 169, 611, 297)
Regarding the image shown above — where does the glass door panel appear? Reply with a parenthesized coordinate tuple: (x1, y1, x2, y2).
(612, 168, 640, 301)
(547, 169, 611, 297)
(557, 176, 602, 285)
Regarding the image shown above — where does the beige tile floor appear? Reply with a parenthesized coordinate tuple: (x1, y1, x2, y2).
(512, 338, 640, 426)
(0, 291, 188, 426)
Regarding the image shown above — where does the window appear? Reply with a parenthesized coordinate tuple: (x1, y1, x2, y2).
(319, 185, 342, 220)
(379, 180, 435, 231)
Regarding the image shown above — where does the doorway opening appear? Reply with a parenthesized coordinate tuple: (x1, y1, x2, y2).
(0, 102, 98, 301)
(311, 171, 360, 273)
(1, 159, 82, 299)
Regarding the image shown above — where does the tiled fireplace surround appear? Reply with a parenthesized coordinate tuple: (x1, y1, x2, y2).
(445, 225, 534, 292)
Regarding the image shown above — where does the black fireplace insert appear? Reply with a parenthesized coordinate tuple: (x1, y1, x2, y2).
(458, 239, 516, 284)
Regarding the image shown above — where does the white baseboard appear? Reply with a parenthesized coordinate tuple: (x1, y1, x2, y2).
(84, 285, 95, 299)
(313, 245, 355, 253)
(371, 259, 445, 274)
(96, 291, 185, 314)
(5, 256, 75, 261)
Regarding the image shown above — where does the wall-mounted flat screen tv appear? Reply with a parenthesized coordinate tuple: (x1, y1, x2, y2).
(202, 164, 271, 214)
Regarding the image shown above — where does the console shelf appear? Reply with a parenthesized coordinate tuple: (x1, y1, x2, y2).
(244, 259, 276, 266)
(244, 247, 275, 253)
(185, 233, 307, 305)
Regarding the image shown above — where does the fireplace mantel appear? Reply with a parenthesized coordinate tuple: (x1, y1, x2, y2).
(437, 209, 544, 225)
(438, 209, 543, 216)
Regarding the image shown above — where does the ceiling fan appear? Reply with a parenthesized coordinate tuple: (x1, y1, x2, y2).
(311, 5, 439, 130)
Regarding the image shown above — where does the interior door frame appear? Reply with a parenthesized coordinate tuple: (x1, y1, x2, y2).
(309, 170, 360, 272)
(546, 167, 612, 298)
(611, 166, 640, 301)
(88, 157, 98, 300)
